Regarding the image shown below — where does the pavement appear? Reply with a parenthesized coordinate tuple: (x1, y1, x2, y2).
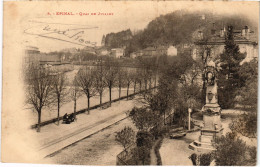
(33, 97, 141, 159)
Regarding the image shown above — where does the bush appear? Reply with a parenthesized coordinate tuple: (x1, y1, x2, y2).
(215, 132, 248, 166)
(115, 126, 135, 149)
(230, 112, 257, 138)
(136, 131, 153, 149)
(189, 153, 213, 166)
(131, 146, 151, 165)
(248, 146, 257, 164)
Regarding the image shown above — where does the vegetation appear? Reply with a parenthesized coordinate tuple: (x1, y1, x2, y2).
(214, 132, 256, 166)
(75, 67, 97, 114)
(189, 153, 213, 166)
(24, 63, 55, 132)
(218, 26, 246, 108)
(52, 72, 68, 125)
(115, 126, 135, 149)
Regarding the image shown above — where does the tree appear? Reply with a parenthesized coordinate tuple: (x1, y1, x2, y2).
(218, 25, 246, 108)
(125, 70, 135, 100)
(76, 67, 96, 114)
(157, 53, 198, 127)
(136, 68, 144, 92)
(117, 67, 126, 100)
(128, 107, 161, 132)
(140, 91, 171, 125)
(52, 72, 68, 125)
(236, 59, 258, 109)
(229, 59, 258, 138)
(25, 63, 54, 132)
(70, 77, 82, 117)
(104, 58, 118, 104)
(94, 60, 107, 106)
(115, 126, 135, 150)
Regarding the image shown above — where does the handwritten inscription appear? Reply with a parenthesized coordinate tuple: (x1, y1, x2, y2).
(24, 22, 98, 47)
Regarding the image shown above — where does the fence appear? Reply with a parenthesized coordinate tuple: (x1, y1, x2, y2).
(116, 144, 136, 165)
(116, 113, 174, 165)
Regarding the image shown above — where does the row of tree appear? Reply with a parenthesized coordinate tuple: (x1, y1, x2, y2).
(24, 57, 160, 132)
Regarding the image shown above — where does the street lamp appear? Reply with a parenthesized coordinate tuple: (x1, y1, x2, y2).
(188, 108, 192, 131)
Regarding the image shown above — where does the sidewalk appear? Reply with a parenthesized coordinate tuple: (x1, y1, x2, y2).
(33, 98, 141, 159)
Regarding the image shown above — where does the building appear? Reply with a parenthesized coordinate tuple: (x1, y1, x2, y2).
(111, 48, 125, 58)
(39, 54, 61, 65)
(95, 46, 109, 56)
(192, 25, 258, 63)
(167, 45, 178, 56)
(130, 51, 144, 59)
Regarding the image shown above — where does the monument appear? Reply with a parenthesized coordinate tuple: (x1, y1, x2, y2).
(189, 60, 223, 152)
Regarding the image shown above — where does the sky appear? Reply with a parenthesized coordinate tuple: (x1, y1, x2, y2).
(20, 1, 259, 53)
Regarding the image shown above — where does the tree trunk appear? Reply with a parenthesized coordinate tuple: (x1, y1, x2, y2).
(74, 97, 77, 117)
(134, 81, 136, 94)
(109, 86, 112, 104)
(37, 110, 41, 132)
(87, 96, 90, 114)
(119, 86, 121, 100)
(145, 80, 147, 90)
(139, 81, 142, 92)
(127, 83, 129, 100)
(154, 74, 157, 88)
(57, 98, 60, 125)
(202, 80, 206, 105)
(100, 92, 102, 105)
(149, 78, 152, 89)
(164, 110, 166, 125)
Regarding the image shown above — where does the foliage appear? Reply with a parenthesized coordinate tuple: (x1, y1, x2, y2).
(248, 146, 257, 164)
(189, 153, 213, 166)
(235, 59, 258, 110)
(218, 26, 246, 109)
(215, 132, 248, 166)
(136, 131, 153, 149)
(131, 146, 151, 165)
(230, 112, 257, 138)
(128, 107, 161, 132)
(104, 29, 132, 49)
(115, 126, 135, 149)
(125, 11, 256, 53)
(157, 53, 202, 127)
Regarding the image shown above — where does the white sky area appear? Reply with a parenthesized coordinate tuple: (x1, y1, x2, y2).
(21, 1, 258, 53)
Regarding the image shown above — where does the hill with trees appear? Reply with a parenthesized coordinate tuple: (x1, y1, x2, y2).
(114, 10, 257, 56)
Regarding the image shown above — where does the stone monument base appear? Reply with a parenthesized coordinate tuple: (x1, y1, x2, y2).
(189, 111, 223, 153)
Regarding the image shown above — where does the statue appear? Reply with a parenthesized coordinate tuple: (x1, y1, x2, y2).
(189, 60, 223, 152)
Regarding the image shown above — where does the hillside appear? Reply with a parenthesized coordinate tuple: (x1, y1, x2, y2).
(122, 10, 257, 56)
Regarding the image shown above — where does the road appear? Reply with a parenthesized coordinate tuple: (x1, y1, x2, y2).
(46, 118, 137, 165)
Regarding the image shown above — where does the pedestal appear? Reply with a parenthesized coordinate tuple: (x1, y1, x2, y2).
(189, 110, 223, 152)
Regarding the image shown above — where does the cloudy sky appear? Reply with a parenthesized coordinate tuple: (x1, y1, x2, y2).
(20, 1, 258, 52)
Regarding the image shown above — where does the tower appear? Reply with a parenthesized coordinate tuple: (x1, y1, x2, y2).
(189, 60, 223, 152)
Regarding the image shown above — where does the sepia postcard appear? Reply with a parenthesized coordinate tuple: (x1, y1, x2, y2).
(2, 1, 259, 166)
